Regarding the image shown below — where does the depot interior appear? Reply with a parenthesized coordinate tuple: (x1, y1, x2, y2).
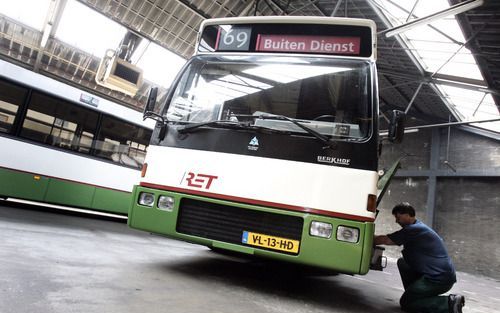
(0, 0, 499, 280)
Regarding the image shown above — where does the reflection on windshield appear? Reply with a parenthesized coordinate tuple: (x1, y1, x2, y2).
(165, 55, 372, 139)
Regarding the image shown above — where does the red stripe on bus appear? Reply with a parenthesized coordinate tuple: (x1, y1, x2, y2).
(215, 28, 221, 50)
(256, 34, 261, 51)
(139, 182, 375, 222)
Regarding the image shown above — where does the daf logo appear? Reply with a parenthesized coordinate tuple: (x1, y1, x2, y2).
(317, 156, 350, 166)
(248, 136, 259, 151)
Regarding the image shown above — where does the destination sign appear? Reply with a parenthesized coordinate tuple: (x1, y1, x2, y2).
(199, 22, 373, 57)
(256, 34, 361, 55)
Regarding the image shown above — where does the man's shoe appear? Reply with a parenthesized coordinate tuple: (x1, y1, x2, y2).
(448, 294, 465, 313)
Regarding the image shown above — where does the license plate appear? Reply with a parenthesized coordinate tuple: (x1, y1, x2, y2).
(242, 231, 300, 254)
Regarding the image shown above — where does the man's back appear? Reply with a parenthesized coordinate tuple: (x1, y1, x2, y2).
(388, 220, 456, 283)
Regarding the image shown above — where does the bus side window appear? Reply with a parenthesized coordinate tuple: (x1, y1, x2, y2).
(19, 92, 98, 153)
(0, 79, 28, 134)
(95, 115, 151, 168)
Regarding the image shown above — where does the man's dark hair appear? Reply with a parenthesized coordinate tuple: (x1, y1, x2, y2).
(392, 202, 416, 217)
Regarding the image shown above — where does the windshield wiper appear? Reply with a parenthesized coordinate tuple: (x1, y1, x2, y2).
(177, 115, 337, 148)
(177, 120, 243, 134)
(177, 119, 294, 135)
(233, 114, 337, 149)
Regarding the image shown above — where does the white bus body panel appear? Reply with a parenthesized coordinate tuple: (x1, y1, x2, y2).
(0, 59, 155, 192)
(0, 136, 140, 192)
(142, 146, 378, 220)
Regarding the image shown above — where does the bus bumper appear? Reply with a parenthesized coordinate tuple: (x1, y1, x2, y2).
(128, 185, 375, 275)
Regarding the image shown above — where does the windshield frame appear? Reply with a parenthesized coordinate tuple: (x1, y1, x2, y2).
(160, 54, 376, 143)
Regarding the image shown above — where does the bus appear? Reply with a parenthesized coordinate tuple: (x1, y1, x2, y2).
(128, 16, 403, 274)
(0, 59, 154, 215)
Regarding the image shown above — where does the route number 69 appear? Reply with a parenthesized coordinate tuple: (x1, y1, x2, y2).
(218, 27, 251, 51)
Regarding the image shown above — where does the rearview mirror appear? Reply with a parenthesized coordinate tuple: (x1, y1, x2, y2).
(388, 110, 405, 143)
(142, 87, 165, 124)
(143, 87, 158, 117)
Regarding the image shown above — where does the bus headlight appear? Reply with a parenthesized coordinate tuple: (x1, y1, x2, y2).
(310, 221, 333, 239)
(336, 226, 359, 243)
(157, 195, 175, 211)
(138, 192, 155, 207)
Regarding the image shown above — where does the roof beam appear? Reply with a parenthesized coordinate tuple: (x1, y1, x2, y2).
(383, 0, 463, 45)
(330, 0, 344, 17)
(430, 73, 500, 96)
(35, 0, 67, 72)
(263, 0, 326, 16)
(288, 0, 321, 15)
(402, 117, 500, 131)
(404, 82, 424, 114)
(174, 0, 210, 19)
(395, 168, 500, 177)
(458, 125, 500, 141)
(367, 0, 426, 76)
(262, 0, 283, 15)
(239, 1, 257, 16)
(380, 0, 484, 38)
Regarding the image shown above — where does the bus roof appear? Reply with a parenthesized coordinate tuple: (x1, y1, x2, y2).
(200, 16, 376, 29)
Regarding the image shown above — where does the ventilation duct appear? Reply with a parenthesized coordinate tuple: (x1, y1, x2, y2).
(96, 49, 143, 96)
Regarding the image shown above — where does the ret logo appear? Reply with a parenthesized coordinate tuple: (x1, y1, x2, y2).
(184, 172, 218, 190)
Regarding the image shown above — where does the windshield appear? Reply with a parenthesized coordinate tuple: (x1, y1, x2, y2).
(164, 55, 373, 140)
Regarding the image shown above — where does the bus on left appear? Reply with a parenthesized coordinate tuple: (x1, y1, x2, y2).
(0, 59, 154, 214)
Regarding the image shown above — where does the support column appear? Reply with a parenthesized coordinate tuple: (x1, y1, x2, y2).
(426, 128, 440, 227)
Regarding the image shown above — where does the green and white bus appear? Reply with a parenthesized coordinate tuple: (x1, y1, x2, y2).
(129, 16, 401, 274)
(0, 59, 153, 214)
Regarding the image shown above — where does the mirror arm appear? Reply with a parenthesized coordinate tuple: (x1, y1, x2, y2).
(143, 111, 166, 124)
(142, 87, 167, 124)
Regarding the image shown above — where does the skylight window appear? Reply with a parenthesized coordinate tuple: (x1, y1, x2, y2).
(1, 0, 187, 90)
(372, 0, 499, 133)
(439, 86, 498, 132)
(133, 42, 186, 88)
(404, 17, 482, 80)
(0, 0, 51, 31)
(55, 0, 126, 57)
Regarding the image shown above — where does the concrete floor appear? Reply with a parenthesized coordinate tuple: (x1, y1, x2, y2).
(1, 200, 499, 313)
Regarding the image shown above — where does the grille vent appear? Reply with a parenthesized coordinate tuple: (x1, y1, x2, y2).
(177, 198, 303, 248)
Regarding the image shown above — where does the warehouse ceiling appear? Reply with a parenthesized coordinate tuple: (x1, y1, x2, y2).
(0, 0, 499, 136)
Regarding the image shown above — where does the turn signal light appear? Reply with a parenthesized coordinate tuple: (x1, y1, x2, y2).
(337, 226, 359, 243)
(141, 163, 148, 178)
(367, 194, 377, 212)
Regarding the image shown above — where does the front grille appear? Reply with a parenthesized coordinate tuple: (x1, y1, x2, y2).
(177, 198, 303, 248)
